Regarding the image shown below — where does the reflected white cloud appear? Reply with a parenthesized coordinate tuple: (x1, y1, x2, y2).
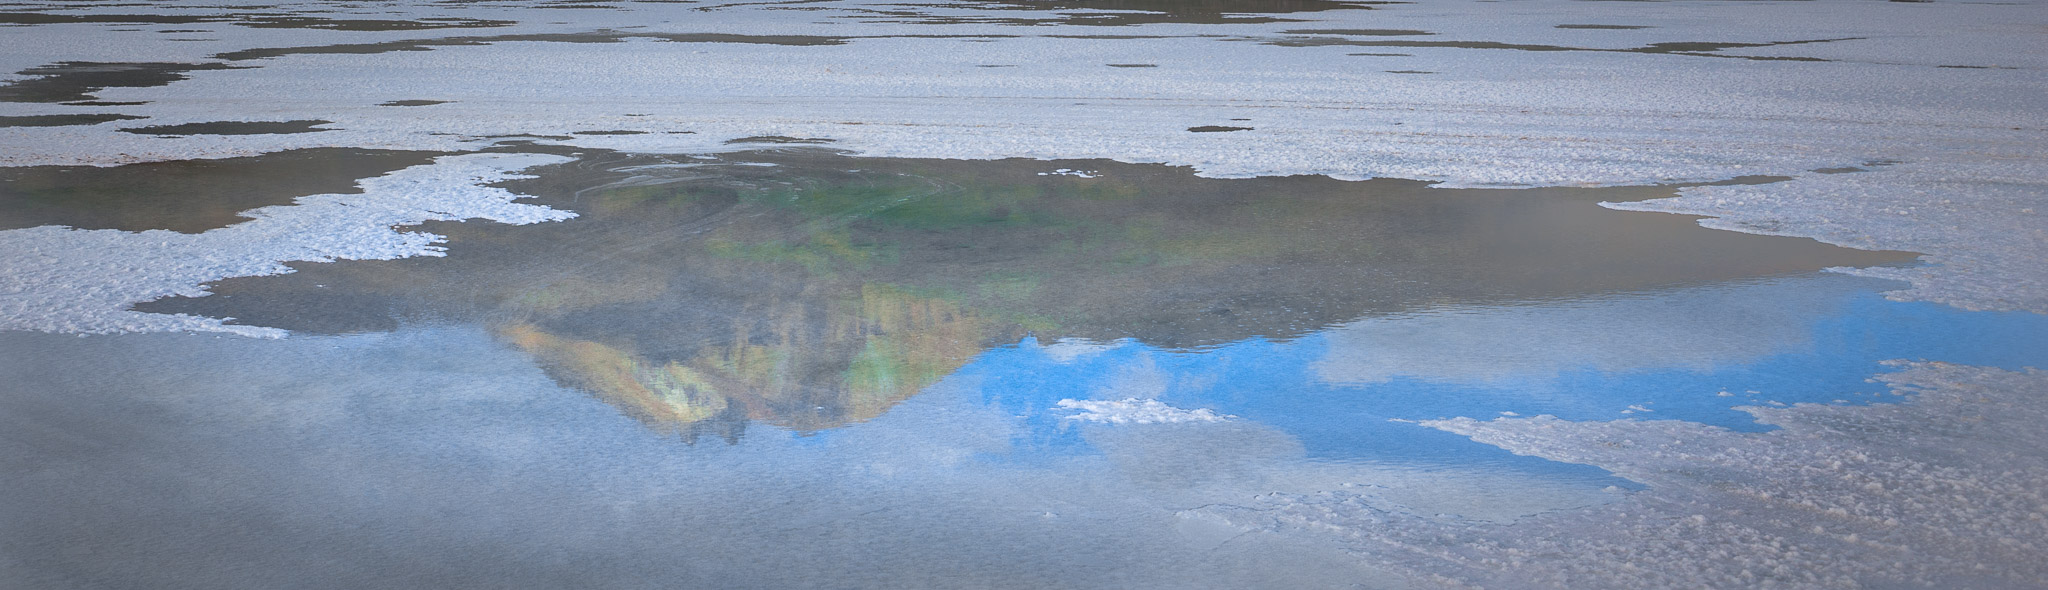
(1038, 337, 1126, 364)
(0, 326, 1608, 590)
(1315, 273, 1879, 385)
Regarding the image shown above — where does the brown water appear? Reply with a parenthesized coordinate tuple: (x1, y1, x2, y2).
(0, 148, 446, 233)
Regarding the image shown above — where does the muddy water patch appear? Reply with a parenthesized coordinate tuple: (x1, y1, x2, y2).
(0, 113, 143, 127)
(118, 119, 331, 136)
(0, 148, 447, 233)
(0, 61, 236, 103)
(1280, 28, 1433, 36)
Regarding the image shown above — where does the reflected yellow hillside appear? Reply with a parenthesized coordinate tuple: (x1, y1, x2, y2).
(503, 282, 996, 437)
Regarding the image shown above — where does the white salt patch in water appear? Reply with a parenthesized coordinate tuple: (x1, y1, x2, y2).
(1200, 361, 2048, 588)
(1057, 398, 1231, 425)
(1039, 337, 1125, 363)
(0, 153, 572, 336)
(1038, 168, 1099, 178)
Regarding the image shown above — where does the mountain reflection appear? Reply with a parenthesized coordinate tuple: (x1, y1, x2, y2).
(142, 149, 1911, 439)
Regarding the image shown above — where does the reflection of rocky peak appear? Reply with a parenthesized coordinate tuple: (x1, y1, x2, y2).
(139, 149, 1911, 436)
(506, 282, 995, 436)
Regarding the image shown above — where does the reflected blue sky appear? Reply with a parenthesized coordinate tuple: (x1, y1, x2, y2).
(909, 273, 2048, 475)
(8, 269, 2043, 589)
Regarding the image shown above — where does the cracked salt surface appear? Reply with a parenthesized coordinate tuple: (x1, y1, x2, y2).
(1197, 362, 2048, 589)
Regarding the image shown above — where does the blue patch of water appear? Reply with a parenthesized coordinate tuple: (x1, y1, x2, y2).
(941, 273, 2048, 474)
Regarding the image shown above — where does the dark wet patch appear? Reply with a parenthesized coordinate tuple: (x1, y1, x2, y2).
(1045, 34, 1184, 39)
(0, 61, 236, 103)
(0, 12, 512, 30)
(378, 99, 450, 107)
(0, 148, 447, 233)
(724, 135, 836, 144)
(854, 0, 1385, 26)
(1554, 24, 1652, 30)
(0, 13, 212, 26)
(574, 130, 650, 135)
(1814, 167, 1867, 175)
(60, 100, 150, 106)
(1188, 125, 1252, 132)
(644, 32, 851, 45)
(486, 134, 578, 142)
(1261, 35, 1857, 62)
(1280, 28, 1432, 36)
(1106, 63, 1158, 68)
(233, 16, 515, 31)
(1692, 174, 1798, 187)
(118, 119, 332, 136)
(0, 113, 145, 127)
(213, 31, 850, 61)
(1384, 70, 1433, 74)
(139, 150, 1916, 436)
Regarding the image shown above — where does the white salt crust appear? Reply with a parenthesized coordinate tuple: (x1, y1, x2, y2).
(1195, 362, 2048, 589)
(1056, 398, 1232, 425)
(0, 1, 2040, 316)
(0, 153, 573, 336)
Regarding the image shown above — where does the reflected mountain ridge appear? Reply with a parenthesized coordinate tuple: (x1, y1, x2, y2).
(140, 149, 1912, 439)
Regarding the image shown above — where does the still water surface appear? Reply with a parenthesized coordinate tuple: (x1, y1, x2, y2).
(6, 149, 2043, 588)
(137, 149, 2041, 460)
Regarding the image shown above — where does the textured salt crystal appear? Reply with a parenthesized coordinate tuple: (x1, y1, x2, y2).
(1197, 362, 2048, 589)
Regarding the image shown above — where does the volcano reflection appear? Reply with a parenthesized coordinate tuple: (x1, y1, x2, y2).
(142, 150, 1911, 438)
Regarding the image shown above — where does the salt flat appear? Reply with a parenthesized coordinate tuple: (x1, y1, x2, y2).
(1, 1, 2044, 588)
